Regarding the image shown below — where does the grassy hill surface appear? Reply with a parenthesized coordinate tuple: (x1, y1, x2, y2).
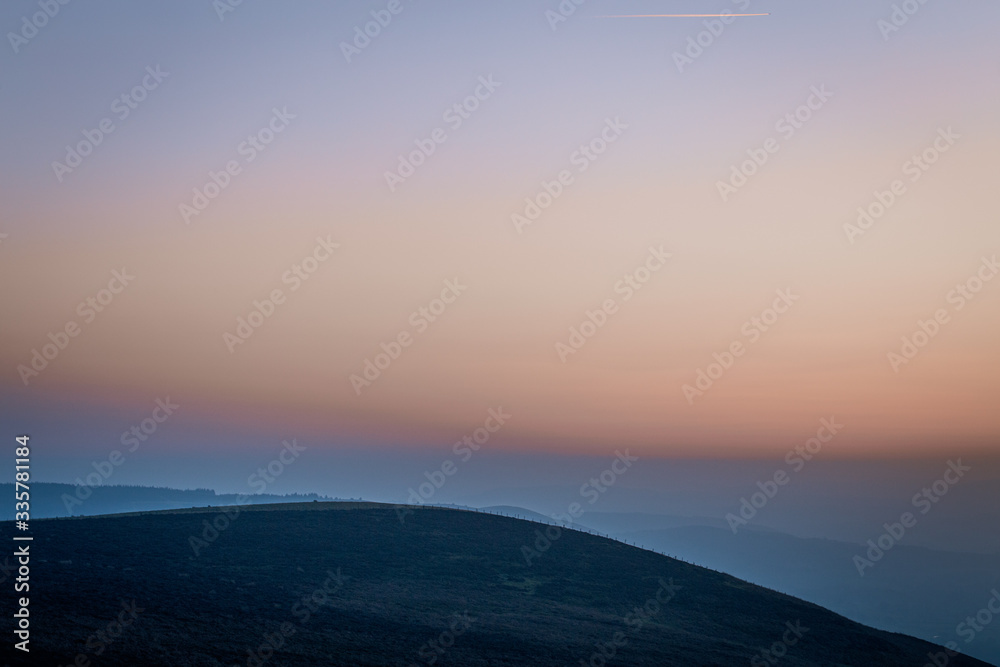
(3, 502, 991, 666)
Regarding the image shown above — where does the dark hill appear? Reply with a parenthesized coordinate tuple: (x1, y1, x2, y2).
(2, 502, 990, 666)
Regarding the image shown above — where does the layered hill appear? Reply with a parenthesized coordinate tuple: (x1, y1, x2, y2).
(3, 502, 991, 666)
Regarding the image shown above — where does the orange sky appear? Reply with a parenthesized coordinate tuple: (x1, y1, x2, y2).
(2, 0, 998, 461)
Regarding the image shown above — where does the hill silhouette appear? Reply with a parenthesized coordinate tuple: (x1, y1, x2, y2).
(3, 502, 991, 666)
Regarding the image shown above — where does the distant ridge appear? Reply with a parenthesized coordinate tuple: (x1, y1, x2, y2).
(0, 482, 349, 520)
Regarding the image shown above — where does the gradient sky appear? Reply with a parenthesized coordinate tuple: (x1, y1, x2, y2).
(2, 0, 999, 486)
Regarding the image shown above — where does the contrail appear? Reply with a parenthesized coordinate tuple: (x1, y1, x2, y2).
(595, 13, 770, 18)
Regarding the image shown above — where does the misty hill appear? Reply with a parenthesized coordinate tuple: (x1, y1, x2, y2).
(4, 503, 991, 666)
(480, 506, 1000, 665)
(618, 524, 1000, 666)
(0, 482, 346, 520)
(480, 504, 574, 525)
(466, 471, 1000, 555)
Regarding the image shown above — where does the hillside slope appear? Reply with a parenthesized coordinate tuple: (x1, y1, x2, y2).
(618, 524, 1000, 665)
(3, 502, 991, 666)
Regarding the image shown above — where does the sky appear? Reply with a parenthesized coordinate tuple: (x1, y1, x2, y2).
(1, 0, 999, 492)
